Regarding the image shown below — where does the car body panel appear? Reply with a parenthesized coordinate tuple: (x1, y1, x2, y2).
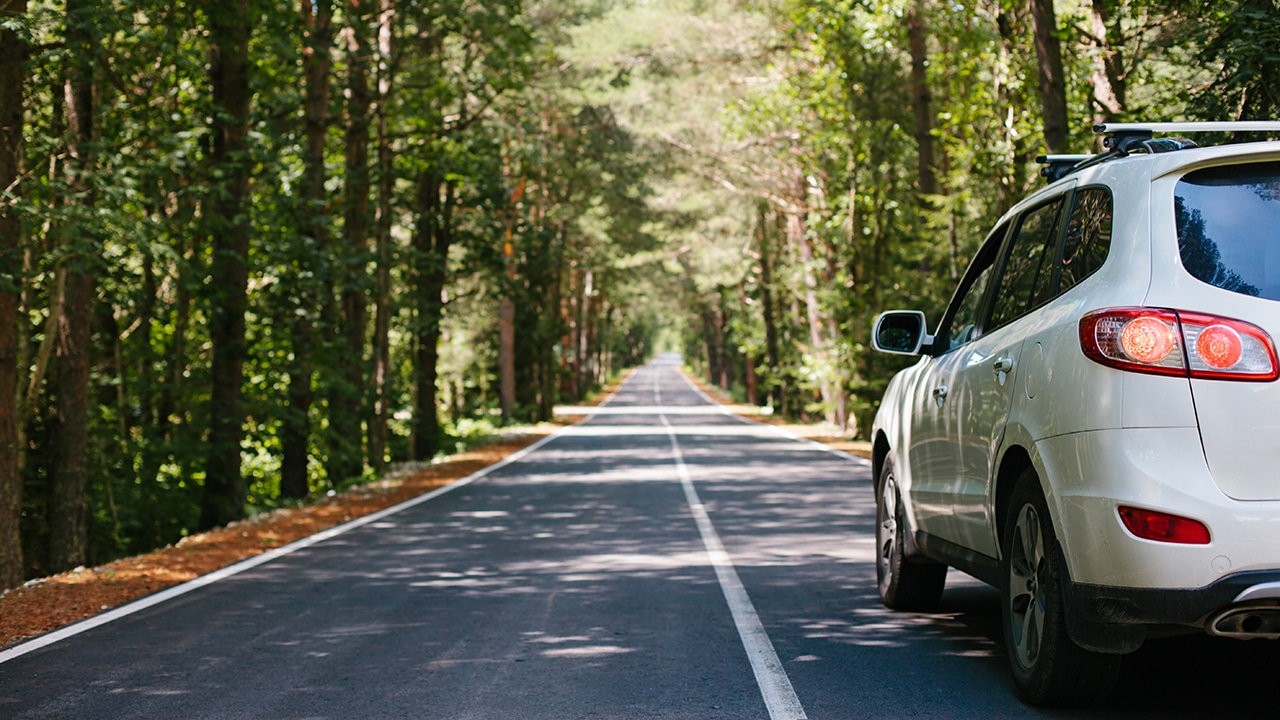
(904, 353, 963, 540)
(1038, 428, 1280, 588)
(943, 316, 1029, 556)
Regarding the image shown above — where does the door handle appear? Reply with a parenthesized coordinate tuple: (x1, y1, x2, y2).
(993, 356, 1014, 385)
(932, 385, 948, 406)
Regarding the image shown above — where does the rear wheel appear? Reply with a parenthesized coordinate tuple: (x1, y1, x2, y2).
(876, 457, 946, 611)
(1002, 469, 1121, 706)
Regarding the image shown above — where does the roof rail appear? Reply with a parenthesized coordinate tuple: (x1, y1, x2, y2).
(1039, 121, 1280, 184)
(1095, 121, 1280, 156)
(1094, 121, 1280, 135)
(1036, 154, 1091, 182)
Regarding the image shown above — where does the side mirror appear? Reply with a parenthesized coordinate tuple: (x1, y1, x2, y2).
(872, 310, 932, 356)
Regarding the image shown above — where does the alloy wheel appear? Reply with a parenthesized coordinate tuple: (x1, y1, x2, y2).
(877, 474, 898, 593)
(1008, 502, 1046, 669)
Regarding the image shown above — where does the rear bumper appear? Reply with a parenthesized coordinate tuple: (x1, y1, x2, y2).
(1034, 427, 1280, 652)
(1061, 561, 1280, 653)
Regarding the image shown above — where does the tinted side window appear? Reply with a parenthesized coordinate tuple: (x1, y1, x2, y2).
(1176, 161, 1280, 300)
(946, 264, 995, 351)
(936, 224, 1007, 353)
(1059, 187, 1113, 293)
(988, 197, 1066, 331)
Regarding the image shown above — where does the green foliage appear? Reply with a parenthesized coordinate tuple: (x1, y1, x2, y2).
(1180, 0, 1280, 120)
(10, 0, 667, 579)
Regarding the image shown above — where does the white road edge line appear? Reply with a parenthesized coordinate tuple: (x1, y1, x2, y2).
(0, 409, 609, 666)
(676, 370, 870, 467)
(661, 410, 808, 720)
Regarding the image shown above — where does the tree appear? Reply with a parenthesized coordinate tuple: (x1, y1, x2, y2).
(200, 0, 254, 529)
(328, 0, 375, 486)
(0, 0, 27, 589)
(411, 165, 453, 459)
(48, 0, 99, 572)
(1087, 0, 1126, 123)
(280, 0, 334, 500)
(1031, 0, 1070, 152)
(367, 0, 395, 473)
(907, 0, 937, 197)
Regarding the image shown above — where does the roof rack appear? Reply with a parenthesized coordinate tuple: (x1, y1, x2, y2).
(1036, 154, 1091, 182)
(1040, 121, 1280, 183)
(1094, 121, 1280, 136)
(1096, 121, 1280, 156)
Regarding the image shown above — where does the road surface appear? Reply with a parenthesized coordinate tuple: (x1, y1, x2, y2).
(1, 354, 1274, 718)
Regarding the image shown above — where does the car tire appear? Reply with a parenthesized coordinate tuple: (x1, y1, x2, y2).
(1001, 468, 1121, 706)
(876, 457, 947, 611)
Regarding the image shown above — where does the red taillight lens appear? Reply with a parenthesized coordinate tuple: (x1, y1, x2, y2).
(1080, 309, 1186, 377)
(1118, 506, 1211, 545)
(1080, 308, 1278, 381)
(1120, 316, 1177, 364)
(1178, 312, 1277, 379)
(1195, 324, 1242, 369)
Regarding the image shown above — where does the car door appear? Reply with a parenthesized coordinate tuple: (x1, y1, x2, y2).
(946, 193, 1072, 557)
(905, 225, 1007, 542)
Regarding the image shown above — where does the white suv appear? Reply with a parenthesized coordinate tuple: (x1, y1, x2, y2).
(870, 122, 1280, 706)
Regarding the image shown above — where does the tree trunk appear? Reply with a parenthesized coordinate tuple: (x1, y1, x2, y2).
(1089, 0, 1125, 124)
(368, 0, 394, 473)
(539, 229, 563, 419)
(906, 0, 937, 197)
(568, 268, 581, 400)
(590, 296, 603, 386)
(714, 294, 729, 390)
(281, 0, 333, 500)
(498, 298, 515, 419)
(200, 0, 253, 530)
(0, 0, 27, 589)
(49, 0, 97, 572)
(736, 283, 758, 406)
(757, 205, 782, 411)
(1031, 0, 1069, 153)
(827, 314, 848, 432)
(701, 302, 719, 386)
(498, 239, 516, 423)
(412, 172, 452, 460)
(328, 0, 373, 486)
(577, 269, 592, 398)
(792, 195, 833, 422)
(497, 177, 525, 423)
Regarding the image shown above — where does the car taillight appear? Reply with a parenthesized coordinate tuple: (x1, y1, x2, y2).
(1080, 308, 1278, 381)
(1117, 506, 1211, 545)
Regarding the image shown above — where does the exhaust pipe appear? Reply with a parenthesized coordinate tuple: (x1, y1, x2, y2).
(1207, 606, 1280, 640)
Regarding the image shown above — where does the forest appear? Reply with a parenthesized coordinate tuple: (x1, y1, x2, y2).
(0, 0, 1276, 591)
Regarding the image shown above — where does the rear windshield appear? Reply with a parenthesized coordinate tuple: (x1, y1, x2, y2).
(1176, 161, 1280, 300)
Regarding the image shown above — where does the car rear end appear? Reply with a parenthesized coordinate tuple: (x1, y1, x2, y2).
(1057, 144, 1280, 642)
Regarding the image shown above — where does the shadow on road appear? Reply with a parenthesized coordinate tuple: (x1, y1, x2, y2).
(674, 423, 1279, 719)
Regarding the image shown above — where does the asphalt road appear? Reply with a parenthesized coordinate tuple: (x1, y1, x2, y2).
(1, 354, 1276, 718)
